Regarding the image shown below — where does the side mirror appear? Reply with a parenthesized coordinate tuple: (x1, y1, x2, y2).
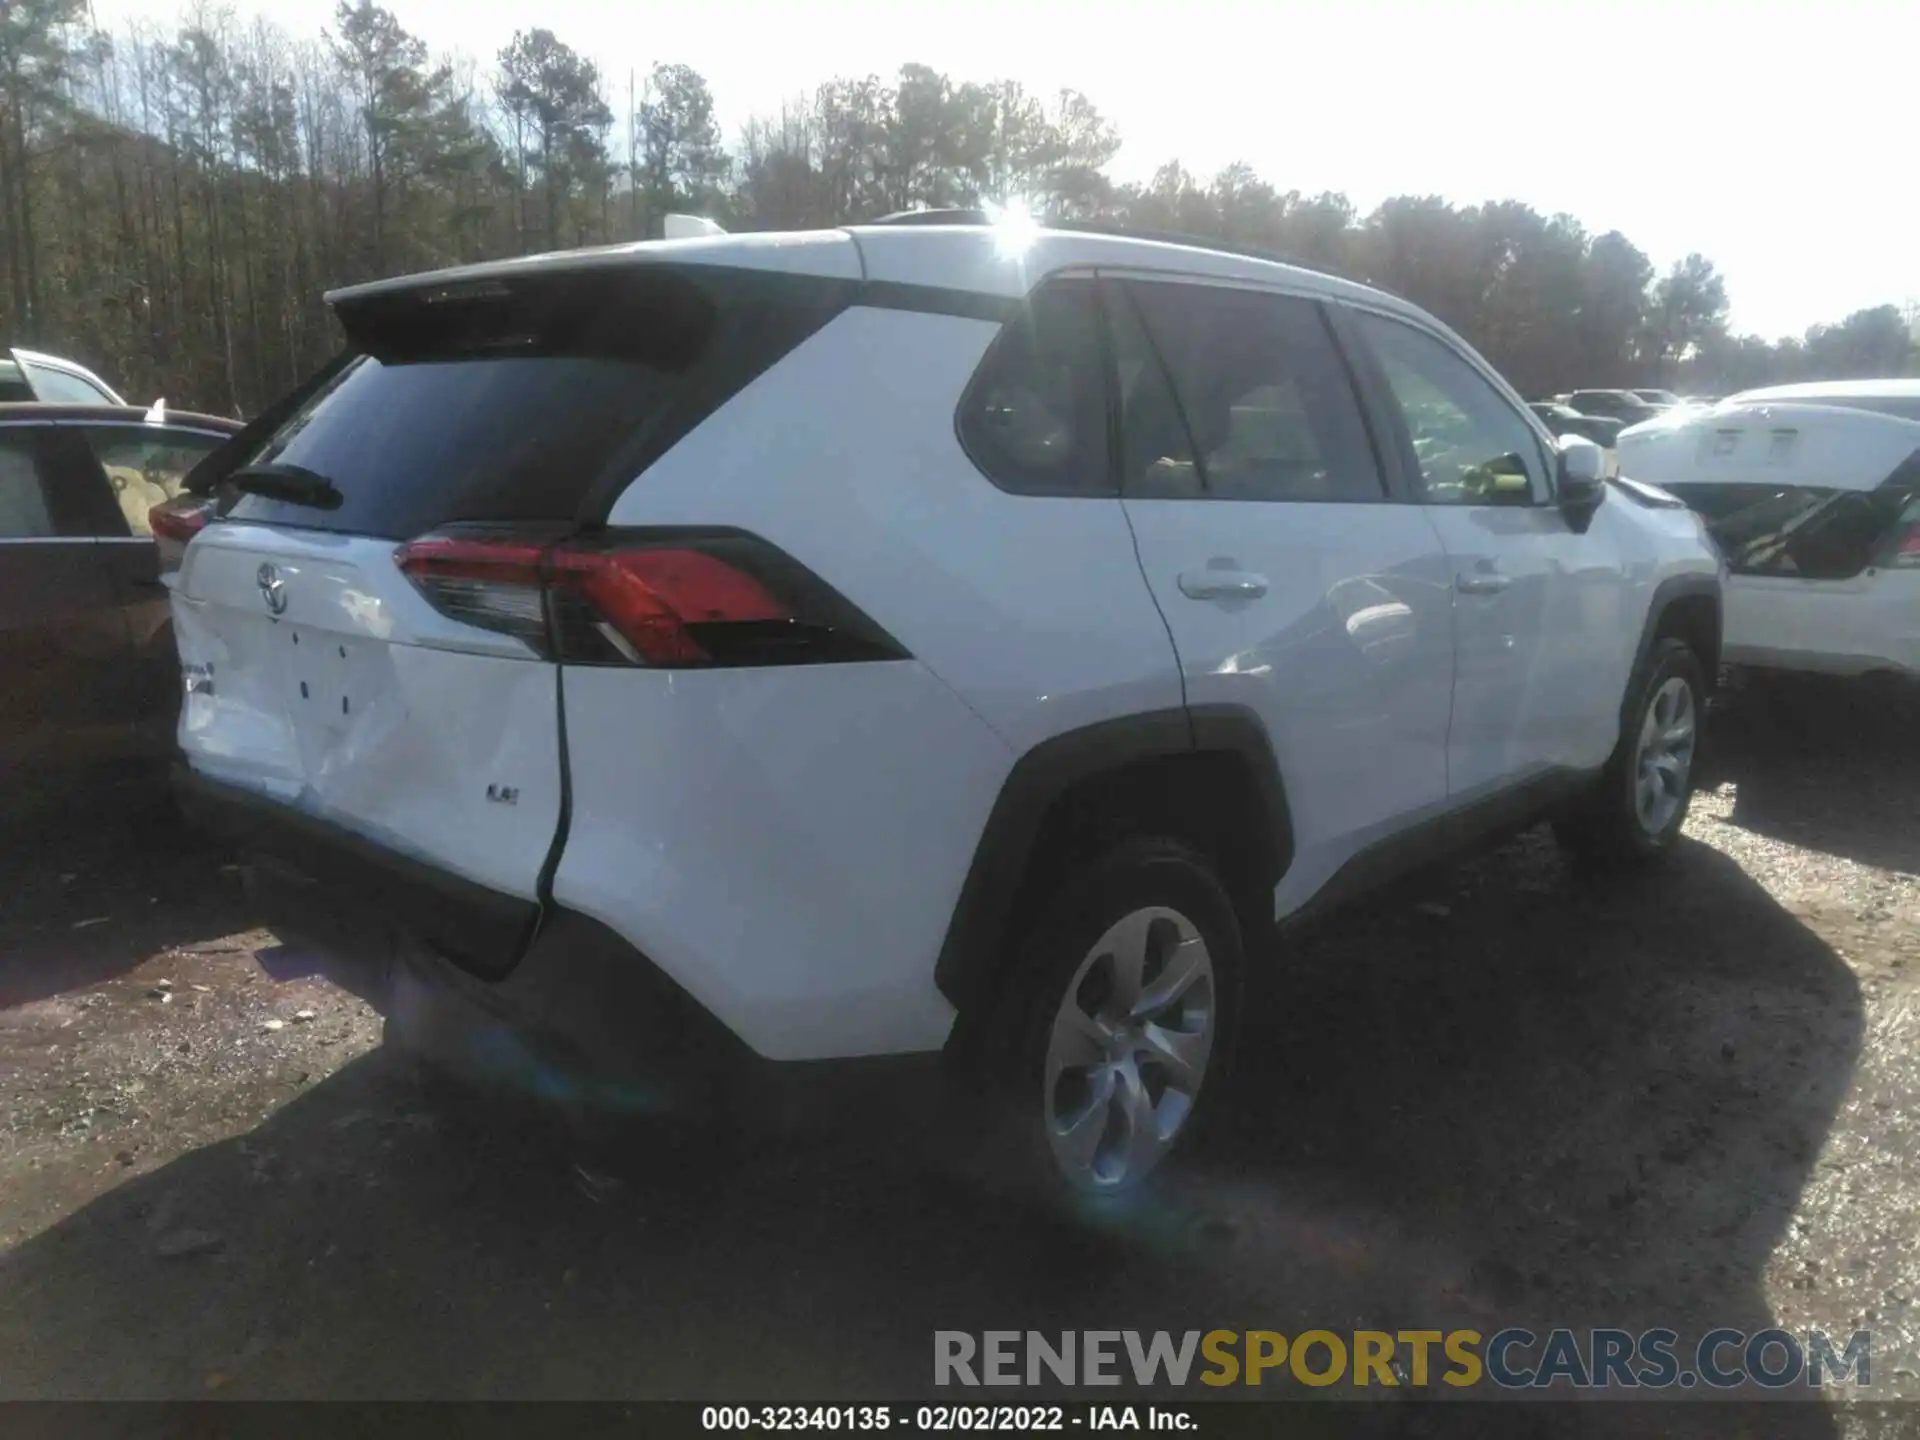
(1556, 436, 1608, 523)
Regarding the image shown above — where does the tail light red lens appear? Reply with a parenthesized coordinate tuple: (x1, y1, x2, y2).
(150, 493, 216, 546)
(395, 529, 905, 668)
(150, 493, 220, 576)
(1893, 529, 1920, 569)
(547, 546, 789, 665)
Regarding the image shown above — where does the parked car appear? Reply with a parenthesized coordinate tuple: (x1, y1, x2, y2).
(1630, 388, 1683, 409)
(1530, 401, 1624, 450)
(1616, 387, 1919, 680)
(169, 218, 1721, 1196)
(1568, 388, 1665, 428)
(0, 348, 125, 406)
(0, 403, 241, 807)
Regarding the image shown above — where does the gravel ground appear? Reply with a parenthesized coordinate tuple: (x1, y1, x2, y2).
(1, 677, 1916, 1433)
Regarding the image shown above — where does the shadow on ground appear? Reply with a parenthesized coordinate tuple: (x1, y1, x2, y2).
(1708, 675, 1920, 876)
(0, 695, 1876, 1434)
(0, 807, 249, 1010)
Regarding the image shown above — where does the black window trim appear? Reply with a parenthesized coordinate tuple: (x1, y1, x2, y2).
(1097, 273, 1211, 499)
(1331, 300, 1561, 510)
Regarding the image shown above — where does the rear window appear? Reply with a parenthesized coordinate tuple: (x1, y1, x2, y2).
(22, 360, 114, 406)
(226, 266, 844, 539)
(84, 424, 231, 535)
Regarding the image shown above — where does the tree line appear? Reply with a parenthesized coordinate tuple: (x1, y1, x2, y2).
(1, 0, 1914, 417)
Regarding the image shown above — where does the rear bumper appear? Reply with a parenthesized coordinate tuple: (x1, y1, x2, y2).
(173, 764, 538, 977)
(174, 764, 945, 1131)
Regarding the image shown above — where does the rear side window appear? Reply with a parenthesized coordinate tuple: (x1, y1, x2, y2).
(23, 362, 114, 406)
(1120, 280, 1385, 503)
(84, 426, 229, 535)
(227, 267, 846, 539)
(0, 432, 54, 537)
(956, 278, 1109, 497)
(0, 426, 123, 536)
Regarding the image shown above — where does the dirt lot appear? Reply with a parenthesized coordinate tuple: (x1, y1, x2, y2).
(2, 679, 1917, 1430)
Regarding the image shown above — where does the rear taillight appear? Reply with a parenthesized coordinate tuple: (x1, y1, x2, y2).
(1892, 528, 1920, 570)
(395, 529, 907, 668)
(150, 493, 219, 575)
(150, 493, 215, 545)
(389, 536, 551, 650)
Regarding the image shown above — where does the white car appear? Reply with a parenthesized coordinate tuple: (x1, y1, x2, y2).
(168, 217, 1721, 1194)
(0, 347, 124, 406)
(1617, 381, 1920, 681)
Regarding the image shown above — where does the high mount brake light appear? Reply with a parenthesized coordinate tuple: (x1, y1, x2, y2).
(394, 531, 906, 668)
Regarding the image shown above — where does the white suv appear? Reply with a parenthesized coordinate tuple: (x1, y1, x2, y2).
(1617, 380, 1920, 682)
(169, 217, 1722, 1194)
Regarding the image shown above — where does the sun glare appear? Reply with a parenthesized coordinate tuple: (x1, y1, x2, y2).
(985, 201, 1042, 256)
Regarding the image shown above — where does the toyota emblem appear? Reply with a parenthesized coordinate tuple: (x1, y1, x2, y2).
(257, 562, 288, 616)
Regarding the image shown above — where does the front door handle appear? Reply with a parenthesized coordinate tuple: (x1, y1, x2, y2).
(1455, 571, 1512, 596)
(1178, 569, 1269, 601)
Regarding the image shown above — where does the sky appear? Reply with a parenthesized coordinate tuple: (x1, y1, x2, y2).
(89, 0, 1919, 339)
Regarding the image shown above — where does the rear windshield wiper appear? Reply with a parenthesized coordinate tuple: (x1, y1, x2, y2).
(227, 462, 344, 511)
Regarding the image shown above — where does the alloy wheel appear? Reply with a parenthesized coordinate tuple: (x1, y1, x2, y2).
(1042, 906, 1216, 1192)
(1633, 675, 1697, 835)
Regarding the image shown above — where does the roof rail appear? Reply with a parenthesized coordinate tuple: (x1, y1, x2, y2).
(869, 208, 991, 227)
(862, 208, 1329, 278)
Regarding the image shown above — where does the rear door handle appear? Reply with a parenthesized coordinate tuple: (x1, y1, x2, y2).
(1178, 569, 1269, 601)
(1455, 571, 1511, 596)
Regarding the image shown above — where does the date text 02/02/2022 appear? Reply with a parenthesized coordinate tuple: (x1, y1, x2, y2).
(700, 1405, 1187, 1431)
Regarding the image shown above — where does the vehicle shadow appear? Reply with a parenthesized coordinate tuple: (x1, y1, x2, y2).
(1708, 675, 1920, 877)
(0, 811, 251, 1011)
(1214, 831, 1857, 1369)
(0, 826, 1860, 1436)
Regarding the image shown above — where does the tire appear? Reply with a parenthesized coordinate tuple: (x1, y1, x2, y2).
(1554, 636, 1707, 862)
(992, 836, 1244, 1198)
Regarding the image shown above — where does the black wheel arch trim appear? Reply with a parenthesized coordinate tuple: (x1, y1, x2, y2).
(932, 703, 1293, 1031)
(1627, 572, 1722, 724)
